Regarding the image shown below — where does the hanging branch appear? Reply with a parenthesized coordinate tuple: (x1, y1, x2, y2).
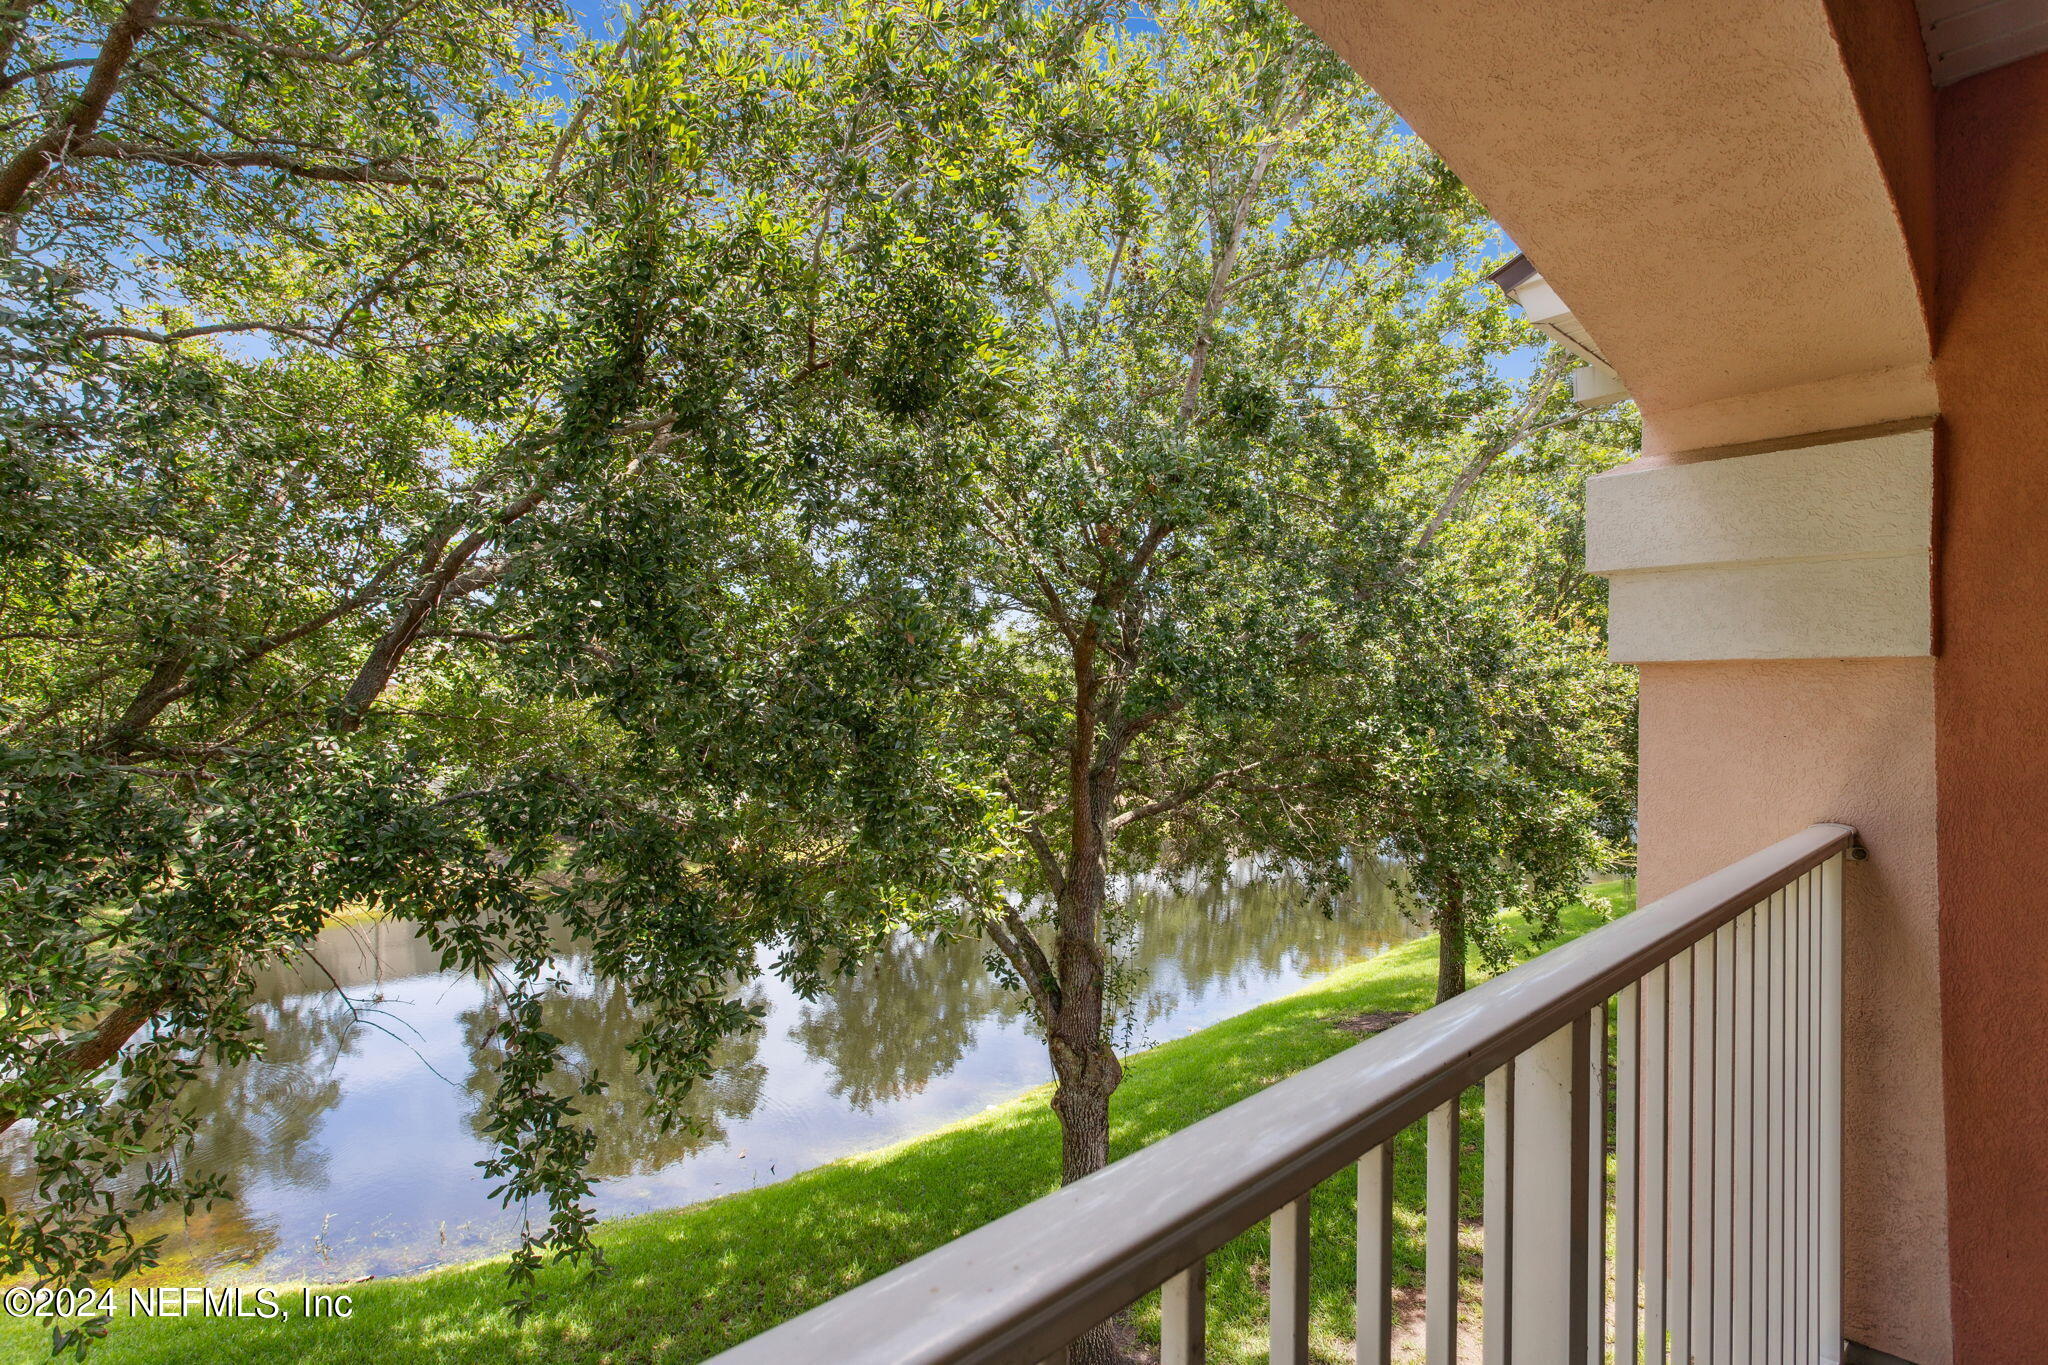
(1410, 349, 1576, 556)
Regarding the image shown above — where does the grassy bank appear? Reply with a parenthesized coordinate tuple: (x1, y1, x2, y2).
(4, 886, 1628, 1365)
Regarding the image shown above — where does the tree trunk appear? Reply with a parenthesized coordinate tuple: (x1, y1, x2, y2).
(1435, 883, 1468, 1004)
(1047, 858, 1124, 1183)
(0, 993, 163, 1137)
(0, 0, 162, 218)
(1047, 1035, 1123, 1365)
(1050, 1035, 1119, 1182)
(1047, 805, 1125, 1363)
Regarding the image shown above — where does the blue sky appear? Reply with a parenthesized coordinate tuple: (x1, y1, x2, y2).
(529, 2, 1541, 380)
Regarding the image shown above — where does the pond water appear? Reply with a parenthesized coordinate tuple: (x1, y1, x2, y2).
(3, 866, 1415, 1284)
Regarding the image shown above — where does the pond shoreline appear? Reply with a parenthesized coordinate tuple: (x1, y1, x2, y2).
(0, 887, 1628, 1365)
(4, 866, 1419, 1288)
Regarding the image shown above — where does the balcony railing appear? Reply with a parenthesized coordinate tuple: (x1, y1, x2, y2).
(706, 824, 1853, 1365)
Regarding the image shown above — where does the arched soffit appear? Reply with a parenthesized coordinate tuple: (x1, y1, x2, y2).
(1287, 0, 1935, 452)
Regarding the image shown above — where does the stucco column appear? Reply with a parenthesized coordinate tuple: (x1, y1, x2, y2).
(1932, 49, 2048, 1361)
(1597, 420, 1951, 1365)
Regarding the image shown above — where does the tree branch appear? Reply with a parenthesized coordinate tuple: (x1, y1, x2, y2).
(149, 5, 428, 67)
(323, 245, 427, 343)
(1176, 103, 1307, 427)
(1020, 249, 1073, 365)
(1410, 351, 1574, 556)
(0, 0, 161, 214)
(66, 136, 479, 188)
(982, 908, 1060, 1024)
(544, 96, 593, 186)
(95, 554, 409, 748)
(0, 664, 123, 737)
(0, 0, 42, 78)
(0, 57, 95, 95)
(82, 319, 332, 347)
(0, 993, 164, 1138)
(1108, 759, 1265, 833)
(1097, 696, 1184, 773)
(997, 775, 1066, 898)
(333, 483, 551, 730)
(419, 627, 531, 646)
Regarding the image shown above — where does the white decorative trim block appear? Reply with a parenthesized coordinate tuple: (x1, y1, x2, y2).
(1587, 426, 1933, 662)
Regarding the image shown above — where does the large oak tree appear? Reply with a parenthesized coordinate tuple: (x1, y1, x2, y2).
(562, 6, 1634, 1361)
(0, 0, 1083, 1343)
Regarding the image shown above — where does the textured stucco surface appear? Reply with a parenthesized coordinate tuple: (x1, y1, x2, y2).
(1591, 426, 1934, 661)
(1605, 556, 1930, 662)
(1588, 427, 1932, 572)
(1932, 50, 2048, 1361)
(1639, 660, 1950, 1364)
(1820, 0, 1937, 326)
(1284, 0, 1930, 420)
(1637, 364, 1940, 461)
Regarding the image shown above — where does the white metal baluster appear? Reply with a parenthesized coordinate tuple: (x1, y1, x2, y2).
(1786, 876, 1804, 1364)
(1755, 892, 1774, 1365)
(1780, 880, 1797, 1365)
(1427, 1101, 1461, 1365)
(1667, 948, 1693, 1365)
(1818, 856, 1844, 1365)
(1792, 873, 1811, 1361)
(1507, 1020, 1594, 1359)
(1732, 906, 1757, 1365)
(1812, 867, 1829, 1363)
(1642, 965, 1669, 1363)
(1749, 895, 1772, 1361)
(1162, 1259, 1206, 1365)
(1813, 867, 1829, 1358)
(1358, 1144, 1394, 1365)
(1712, 922, 1737, 1365)
(1691, 936, 1716, 1364)
(1818, 863, 1835, 1365)
(1588, 1003, 1609, 1365)
(1761, 879, 1777, 1358)
(1484, 1063, 1514, 1365)
(1272, 1193, 1312, 1365)
(1812, 871, 1825, 1361)
(1787, 875, 1801, 1361)
(1616, 982, 1642, 1365)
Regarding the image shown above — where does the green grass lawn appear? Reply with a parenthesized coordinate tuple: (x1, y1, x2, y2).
(3, 885, 1630, 1365)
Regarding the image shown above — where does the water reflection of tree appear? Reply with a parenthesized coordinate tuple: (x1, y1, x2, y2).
(125, 1198, 285, 1280)
(788, 936, 1027, 1111)
(1, 862, 1424, 1271)
(458, 970, 770, 1179)
(1106, 861, 1410, 1045)
(782, 860, 1412, 1103)
(175, 989, 362, 1191)
(0, 979, 351, 1278)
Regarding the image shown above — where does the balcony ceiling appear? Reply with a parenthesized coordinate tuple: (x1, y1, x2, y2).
(1917, 0, 2048, 85)
(1286, 0, 1936, 456)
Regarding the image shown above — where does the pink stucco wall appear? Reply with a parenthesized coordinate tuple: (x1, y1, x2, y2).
(1932, 49, 2048, 1362)
(1637, 659, 1949, 1362)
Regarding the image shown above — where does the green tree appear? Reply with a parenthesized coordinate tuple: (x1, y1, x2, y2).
(0, 0, 1078, 1345)
(558, 11, 1636, 1364)
(1376, 477, 1638, 1003)
(911, 0, 1637, 1190)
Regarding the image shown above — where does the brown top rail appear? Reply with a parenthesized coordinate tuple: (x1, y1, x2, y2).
(706, 823, 1856, 1365)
